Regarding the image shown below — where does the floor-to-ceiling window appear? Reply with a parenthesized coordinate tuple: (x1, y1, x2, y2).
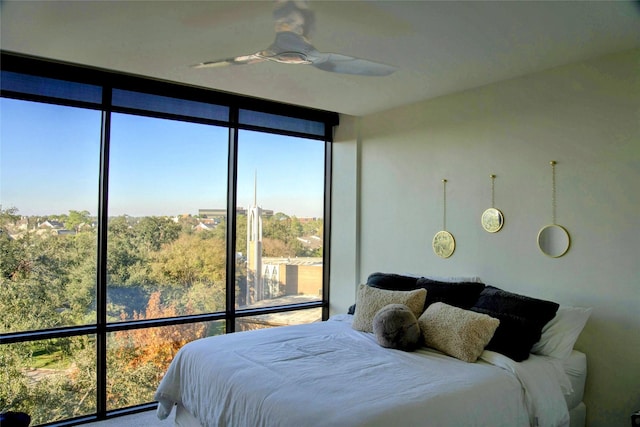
(1, 98, 102, 422)
(235, 130, 326, 331)
(0, 53, 337, 426)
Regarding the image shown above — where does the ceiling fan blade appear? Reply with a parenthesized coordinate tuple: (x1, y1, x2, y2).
(191, 53, 266, 69)
(311, 53, 397, 76)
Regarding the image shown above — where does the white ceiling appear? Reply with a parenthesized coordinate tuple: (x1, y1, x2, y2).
(2, 1, 639, 116)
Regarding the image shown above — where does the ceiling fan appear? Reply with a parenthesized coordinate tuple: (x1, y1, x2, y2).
(192, 1, 396, 77)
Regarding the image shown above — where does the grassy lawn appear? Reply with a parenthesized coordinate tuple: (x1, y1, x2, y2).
(31, 348, 70, 370)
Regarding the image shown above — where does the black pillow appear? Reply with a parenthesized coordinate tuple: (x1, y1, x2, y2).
(471, 286, 559, 360)
(473, 286, 559, 331)
(366, 272, 419, 291)
(0, 412, 31, 427)
(471, 307, 541, 361)
(350, 274, 485, 314)
(348, 273, 419, 315)
(415, 278, 485, 310)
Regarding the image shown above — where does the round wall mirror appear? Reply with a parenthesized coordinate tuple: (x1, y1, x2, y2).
(481, 208, 504, 233)
(537, 224, 570, 258)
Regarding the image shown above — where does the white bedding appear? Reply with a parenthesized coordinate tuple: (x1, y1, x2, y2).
(563, 350, 587, 411)
(155, 315, 570, 427)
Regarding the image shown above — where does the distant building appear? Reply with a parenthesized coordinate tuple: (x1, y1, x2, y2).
(199, 207, 273, 218)
(54, 229, 76, 236)
(194, 222, 216, 232)
(297, 217, 320, 223)
(296, 235, 322, 251)
(39, 220, 64, 229)
(262, 258, 323, 298)
(199, 208, 245, 218)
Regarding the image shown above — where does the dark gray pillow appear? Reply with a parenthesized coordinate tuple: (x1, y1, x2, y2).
(349, 273, 421, 315)
(471, 285, 559, 361)
(415, 278, 485, 310)
(473, 285, 559, 331)
(350, 273, 485, 314)
(367, 272, 419, 291)
(372, 304, 421, 351)
(471, 307, 541, 361)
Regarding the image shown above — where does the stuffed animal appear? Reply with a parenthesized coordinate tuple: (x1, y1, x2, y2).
(372, 303, 421, 351)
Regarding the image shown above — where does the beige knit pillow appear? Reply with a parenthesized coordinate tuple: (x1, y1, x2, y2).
(352, 284, 427, 333)
(418, 302, 499, 363)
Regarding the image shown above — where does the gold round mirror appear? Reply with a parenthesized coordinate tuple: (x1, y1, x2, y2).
(433, 230, 455, 258)
(481, 208, 504, 233)
(537, 224, 570, 258)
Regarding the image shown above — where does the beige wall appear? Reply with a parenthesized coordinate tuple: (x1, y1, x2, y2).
(330, 49, 639, 427)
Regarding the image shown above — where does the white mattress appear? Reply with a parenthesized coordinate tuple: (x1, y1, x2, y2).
(563, 350, 587, 411)
(156, 315, 573, 427)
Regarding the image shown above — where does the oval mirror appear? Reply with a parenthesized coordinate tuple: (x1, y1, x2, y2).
(537, 224, 570, 258)
(433, 230, 455, 258)
(481, 208, 504, 233)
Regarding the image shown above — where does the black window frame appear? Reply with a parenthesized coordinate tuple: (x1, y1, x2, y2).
(0, 51, 338, 426)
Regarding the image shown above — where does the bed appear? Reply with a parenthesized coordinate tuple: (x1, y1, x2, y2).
(155, 274, 591, 427)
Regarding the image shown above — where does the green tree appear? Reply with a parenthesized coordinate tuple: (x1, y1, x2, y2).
(0, 231, 27, 281)
(0, 236, 67, 333)
(133, 217, 181, 252)
(150, 234, 225, 286)
(65, 210, 92, 231)
(149, 233, 226, 314)
(0, 206, 20, 227)
(290, 216, 303, 238)
(262, 237, 292, 257)
(0, 207, 24, 280)
(235, 215, 247, 256)
(301, 218, 323, 237)
(176, 214, 199, 235)
(64, 232, 98, 325)
(263, 213, 291, 244)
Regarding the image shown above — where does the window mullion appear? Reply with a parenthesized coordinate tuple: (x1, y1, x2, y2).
(96, 87, 112, 419)
(322, 132, 332, 321)
(225, 107, 240, 333)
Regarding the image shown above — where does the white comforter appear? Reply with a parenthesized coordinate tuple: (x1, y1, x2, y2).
(155, 315, 569, 427)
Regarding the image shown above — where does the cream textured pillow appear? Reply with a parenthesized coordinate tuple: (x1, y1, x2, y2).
(418, 302, 500, 363)
(352, 284, 427, 333)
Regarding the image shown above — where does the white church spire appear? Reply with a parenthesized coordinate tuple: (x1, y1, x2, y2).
(247, 171, 263, 304)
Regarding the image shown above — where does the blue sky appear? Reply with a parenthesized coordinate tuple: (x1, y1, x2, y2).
(1, 98, 325, 218)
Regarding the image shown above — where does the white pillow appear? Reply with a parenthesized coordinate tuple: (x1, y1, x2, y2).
(531, 305, 592, 359)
